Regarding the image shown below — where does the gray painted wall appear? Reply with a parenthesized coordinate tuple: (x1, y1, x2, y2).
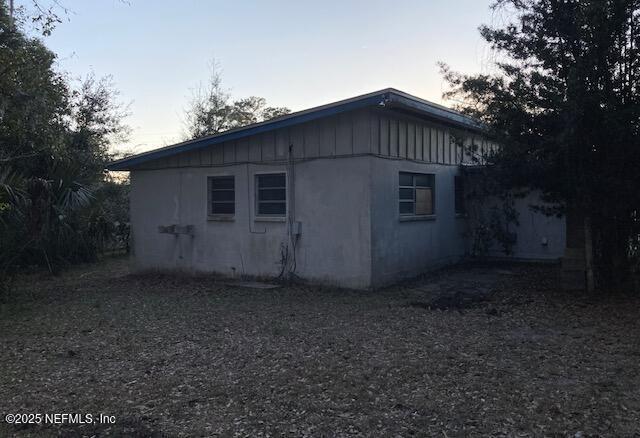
(130, 157, 372, 289)
(369, 159, 466, 287)
(484, 191, 566, 260)
(128, 109, 561, 289)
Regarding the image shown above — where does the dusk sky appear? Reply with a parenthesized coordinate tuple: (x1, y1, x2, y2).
(43, 0, 497, 154)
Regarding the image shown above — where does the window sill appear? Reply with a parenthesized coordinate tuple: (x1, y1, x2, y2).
(254, 216, 286, 223)
(455, 213, 467, 219)
(399, 215, 436, 222)
(208, 215, 235, 222)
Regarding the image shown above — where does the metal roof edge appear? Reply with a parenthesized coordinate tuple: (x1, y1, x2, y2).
(386, 91, 482, 131)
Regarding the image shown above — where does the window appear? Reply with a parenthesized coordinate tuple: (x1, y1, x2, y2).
(399, 172, 435, 216)
(256, 173, 286, 216)
(454, 175, 465, 215)
(208, 176, 235, 215)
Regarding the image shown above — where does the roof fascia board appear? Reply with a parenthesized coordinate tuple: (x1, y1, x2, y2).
(386, 93, 482, 132)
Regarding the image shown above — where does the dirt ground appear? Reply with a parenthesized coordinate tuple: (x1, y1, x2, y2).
(1, 258, 639, 437)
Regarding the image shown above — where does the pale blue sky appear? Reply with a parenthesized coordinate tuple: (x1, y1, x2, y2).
(43, 0, 496, 153)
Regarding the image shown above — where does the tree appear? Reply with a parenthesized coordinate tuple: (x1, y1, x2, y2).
(184, 62, 290, 139)
(0, 2, 130, 289)
(443, 0, 640, 290)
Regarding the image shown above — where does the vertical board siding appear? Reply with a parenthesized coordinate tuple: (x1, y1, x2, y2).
(262, 132, 276, 161)
(236, 138, 249, 162)
(319, 118, 336, 157)
(336, 113, 353, 156)
(223, 142, 235, 164)
(248, 136, 261, 161)
(380, 117, 390, 156)
(212, 146, 224, 165)
(415, 125, 423, 161)
(200, 149, 211, 166)
(190, 150, 200, 167)
(370, 113, 380, 155)
(290, 125, 305, 159)
(389, 118, 399, 157)
(444, 131, 451, 164)
(398, 120, 407, 158)
(353, 111, 370, 155)
(275, 130, 288, 159)
(137, 108, 485, 169)
(407, 123, 415, 160)
(304, 122, 320, 158)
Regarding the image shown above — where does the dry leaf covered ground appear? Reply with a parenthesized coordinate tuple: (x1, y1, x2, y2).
(1, 258, 639, 437)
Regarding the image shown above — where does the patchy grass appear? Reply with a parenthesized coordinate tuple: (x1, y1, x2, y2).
(0, 258, 639, 437)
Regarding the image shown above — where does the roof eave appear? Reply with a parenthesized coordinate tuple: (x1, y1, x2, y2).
(106, 89, 484, 171)
(386, 93, 483, 132)
(107, 92, 389, 171)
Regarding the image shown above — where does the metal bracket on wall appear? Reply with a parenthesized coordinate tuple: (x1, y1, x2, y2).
(158, 224, 195, 236)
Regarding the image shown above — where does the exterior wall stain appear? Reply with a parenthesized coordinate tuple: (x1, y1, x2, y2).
(128, 109, 563, 289)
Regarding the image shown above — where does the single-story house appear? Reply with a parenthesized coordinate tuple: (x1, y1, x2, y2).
(108, 88, 566, 289)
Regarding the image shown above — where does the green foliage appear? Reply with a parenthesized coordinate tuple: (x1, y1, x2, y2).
(444, 0, 640, 287)
(184, 62, 290, 139)
(463, 166, 519, 257)
(0, 3, 130, 293)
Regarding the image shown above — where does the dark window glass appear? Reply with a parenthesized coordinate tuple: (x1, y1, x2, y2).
(210, 177, 234, 190)
(258, 174, 286, 188)
(399, 202, 414, 214)
(211, 190, 235, 202)
(208, 176, 235, 215)
(415, 174, 432, 187)
(399, 188, 414, 200)
(399, 173, 413, 186)
(259, 188, 286, 201)
(212, 202, 234, 215)
(258, 202, 286, 215)
(399, 172, 435, 216)
(257, 174, 286, 216)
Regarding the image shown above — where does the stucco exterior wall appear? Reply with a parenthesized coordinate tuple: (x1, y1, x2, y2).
(485, 191, 566, 260)
(369, 158, 467, 287)
(127, 107, 563, 289)
(130, 156, 372, 289)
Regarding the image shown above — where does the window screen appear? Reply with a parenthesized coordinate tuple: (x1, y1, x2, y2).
(257, 173, 286, 216)
(399, 172, 435, 216)
(208, 176, 235, 215)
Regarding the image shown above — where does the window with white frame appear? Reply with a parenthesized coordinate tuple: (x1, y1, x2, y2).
(256, 173, 286, 216)
(208, 176, 235, 215)
(399, 172, 435, 216)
